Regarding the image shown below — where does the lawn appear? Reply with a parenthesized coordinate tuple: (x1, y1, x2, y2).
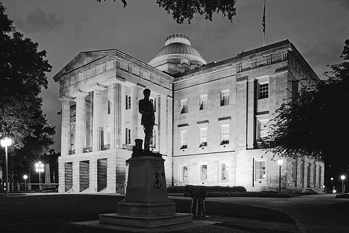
(0, 194, 293, 233)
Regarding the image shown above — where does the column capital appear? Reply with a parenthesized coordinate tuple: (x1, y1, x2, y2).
(59, 96, 73, 102)
(71, 89, 88, 98)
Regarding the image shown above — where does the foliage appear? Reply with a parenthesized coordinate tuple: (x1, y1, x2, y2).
(95, 0, 237, 24)
(0, 3, 53, 147)
(262, 40, 349, 168)
(0, 3, 55, 186)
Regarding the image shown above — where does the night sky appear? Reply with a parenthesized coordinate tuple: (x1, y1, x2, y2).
(2, 0, 348, 152)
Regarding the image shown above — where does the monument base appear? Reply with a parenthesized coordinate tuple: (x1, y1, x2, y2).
(99, 213, 192, 228)
(98, 149, 192, 228)
(117, 201, 175, 216)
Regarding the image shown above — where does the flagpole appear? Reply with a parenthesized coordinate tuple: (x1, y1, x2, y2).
(262, 0, 266, 46)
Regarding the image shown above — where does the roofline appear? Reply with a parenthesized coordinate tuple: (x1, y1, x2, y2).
(174, 39, 319, 82)
(174, 40, 292, 78)
(53, 48, 173, 82)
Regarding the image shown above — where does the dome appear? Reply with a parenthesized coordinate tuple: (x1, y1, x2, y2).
(154, 42, 203, 58)
(149, 34, 206, 74)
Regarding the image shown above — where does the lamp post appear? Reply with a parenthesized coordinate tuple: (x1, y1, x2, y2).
(277, 159, 283, 193)
(331, 177, 335, 194)
(1, 137, 13, 196)
(35, 161, 44, 191)
(340, 175, 346, 194)
(23, 175, 28, 192)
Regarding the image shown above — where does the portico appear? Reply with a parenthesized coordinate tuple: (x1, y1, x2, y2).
(54, 49, 173, 194)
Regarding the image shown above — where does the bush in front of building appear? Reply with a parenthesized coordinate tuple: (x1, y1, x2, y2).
(167, 185, 247, 194)
(206, 191, 290, 198)
(167, 185, 292, 198)
(167, 186, 187, 193)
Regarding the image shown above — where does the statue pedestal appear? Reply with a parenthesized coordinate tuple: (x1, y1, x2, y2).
(99, 155, 192, 228)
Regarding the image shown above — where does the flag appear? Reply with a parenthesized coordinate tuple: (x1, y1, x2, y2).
(262, 0, 266, 33)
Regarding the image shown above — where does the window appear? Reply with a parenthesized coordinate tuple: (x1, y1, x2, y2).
(107, 100, 111, 114)
(220, 90, 229, 106)
(318, 166, 322, 188)
(300, 160, 305, 187)
(150, 97, 157, 112)
(104, 126, 111, 150)
(256, 118, 269, 140)
(266, 56, 272, 65)
(150, 129, 156, 149)
(125, 128, 131, 145)
(292, 80, 299, 100)
(307, 163, 311, 188)
(180, 99, 188, 114)
(221, 163, 228, 181)
(252, 60, 257, 69)
(313, 164, 317, 188)
(200, 165, 207, 181)
(125, 95, 131, 110)
(282, 52, 288, 61)
(255, 160, 266, 180)
(181, 166, 188, 182)
(292, 159, 298, 187)
(220, 124, 229, 145)
(199, 128, 207, 147)
(115, 60, 120, 68)
(180, 131, 188, 149)
(258, 83, 269, 99)
(199, 95, 207, 110)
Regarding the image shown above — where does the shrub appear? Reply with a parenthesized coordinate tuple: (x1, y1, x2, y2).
(167, 186, 187, 193)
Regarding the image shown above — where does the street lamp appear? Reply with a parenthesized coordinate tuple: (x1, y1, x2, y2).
(331, 177, 334, 193)
(23, 175, 28, 192)
(277, 159, 283, 193)
(1, 137, 13, 196)
(35, 161, 44, 191)
(340, 175, 346, 194)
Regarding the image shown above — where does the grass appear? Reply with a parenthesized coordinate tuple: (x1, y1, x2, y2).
(0, 194, 294, 233)
(328, 201, 349, 216)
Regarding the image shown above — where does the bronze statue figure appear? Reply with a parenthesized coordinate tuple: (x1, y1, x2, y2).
(138, 88, 155, 152)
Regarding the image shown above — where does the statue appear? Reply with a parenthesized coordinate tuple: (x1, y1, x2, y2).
(138, 88, 155, 152)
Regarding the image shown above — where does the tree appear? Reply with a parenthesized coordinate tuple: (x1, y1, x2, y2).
(0, 3, 55, 189)
(0, 3, 53, 147)
(95, 0, 237, 24)
(263, 39, 349, 171)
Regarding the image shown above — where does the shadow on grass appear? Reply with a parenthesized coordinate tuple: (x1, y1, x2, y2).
(0, 194, 293, 233)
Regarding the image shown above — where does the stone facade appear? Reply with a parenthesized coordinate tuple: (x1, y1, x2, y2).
(172, 40, 324, 193)
(54, 36, 324, 194)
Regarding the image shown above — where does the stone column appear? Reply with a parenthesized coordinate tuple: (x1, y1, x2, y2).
(131, 86, 142, 143)
(60, 98, 71, 156)
(165, 95, 173, 186)
(58, 157, 65, 193)
(75, 95, 87, 154)
(108, 84, 116, 150)
(247, 79, 256, 149)
(114, 84, 122, 148)
(93, 91, 102, 152)
(158, 95, 167, 154)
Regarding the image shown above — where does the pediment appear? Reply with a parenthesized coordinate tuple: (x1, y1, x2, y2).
(53, 50, 115, 82)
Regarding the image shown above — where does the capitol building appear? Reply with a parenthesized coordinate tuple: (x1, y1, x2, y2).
(54, 34, 324, 194)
